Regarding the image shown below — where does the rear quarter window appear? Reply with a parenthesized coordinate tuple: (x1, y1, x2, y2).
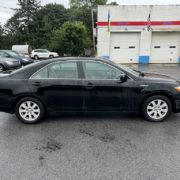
(30, 67, 48, 79)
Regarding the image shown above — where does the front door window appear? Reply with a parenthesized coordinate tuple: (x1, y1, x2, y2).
(82, 61, 124, 80)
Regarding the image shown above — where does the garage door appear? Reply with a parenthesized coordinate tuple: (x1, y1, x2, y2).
(110, 33, 140, 63)
(151, 32, 180, 63)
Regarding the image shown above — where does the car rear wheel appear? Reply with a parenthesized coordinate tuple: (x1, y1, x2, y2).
(34, 55, 39, 60)
(142, 95, 172, 122)
(15, 97, 44, 124)
(0, 64, 4, 72)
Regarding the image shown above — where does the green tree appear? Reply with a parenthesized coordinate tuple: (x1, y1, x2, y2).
(5, 13, 20, 35)
(108, 1, 119, 5)
(70, 0, 107, 8)
(49, 21, 91, 56)
(31, 3, 68, 48)
(17, 0, 40, 41)
(69, 0, 107, 49)
(0, 25, 4, 49)
(5, 0, 40, 44)
(69, 0, 107, 28)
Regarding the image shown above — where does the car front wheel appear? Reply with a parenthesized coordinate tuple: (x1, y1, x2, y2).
(142, 95, 172, 122)
(15, 97, 44, 124)
(0, 64, 4, 72)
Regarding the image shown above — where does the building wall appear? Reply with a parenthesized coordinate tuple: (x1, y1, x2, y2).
(97, 5, 180, 63)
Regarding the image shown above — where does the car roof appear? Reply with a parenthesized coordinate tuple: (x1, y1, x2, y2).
(39, 57, 114, 63)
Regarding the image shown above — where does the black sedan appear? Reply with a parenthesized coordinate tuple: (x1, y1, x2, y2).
(0, 50, 34, 65)
(0, 57, 21, 72)
(0, 58, 180, 124)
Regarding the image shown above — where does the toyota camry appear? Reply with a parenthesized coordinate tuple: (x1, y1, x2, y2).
(0, 57, 180, 124)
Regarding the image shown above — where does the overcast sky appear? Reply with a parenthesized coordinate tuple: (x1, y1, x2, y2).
(0, 0, 180, 25)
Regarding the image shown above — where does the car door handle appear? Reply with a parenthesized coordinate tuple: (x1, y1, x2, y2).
(86, 82, 95, 89)
(32, 81, 41, 87)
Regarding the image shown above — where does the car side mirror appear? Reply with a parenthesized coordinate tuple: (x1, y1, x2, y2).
(120, 74, 128, 82)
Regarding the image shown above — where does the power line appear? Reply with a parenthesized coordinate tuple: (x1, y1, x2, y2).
(0, 6, 15, 11)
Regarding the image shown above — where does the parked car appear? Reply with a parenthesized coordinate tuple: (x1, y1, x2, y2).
(0, 57, 21, 72)
(0, 57, 180, 124)
(31, 49, 59, 60)
(0, 50, 34, 65)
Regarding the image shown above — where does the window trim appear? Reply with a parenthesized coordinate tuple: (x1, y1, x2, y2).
(30, 61, 80, 80)
(30, 60, 133, 81)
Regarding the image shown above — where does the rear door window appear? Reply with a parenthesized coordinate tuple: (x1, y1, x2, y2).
(48, 62, 78, 79)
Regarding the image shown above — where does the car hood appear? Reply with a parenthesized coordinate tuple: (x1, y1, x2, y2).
(0, 57, 19, 62)
(140, 72, 178, 83)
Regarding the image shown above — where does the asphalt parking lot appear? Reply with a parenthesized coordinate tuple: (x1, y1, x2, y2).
(0, 64, 180, 180)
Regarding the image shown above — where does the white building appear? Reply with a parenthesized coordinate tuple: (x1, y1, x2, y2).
(97, 5, 180, 64)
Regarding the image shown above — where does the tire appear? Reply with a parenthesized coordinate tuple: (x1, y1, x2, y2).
(49, 55, 54, 59)
(34, 55, 39, 60)
(142, 95, 172, 122)
(0, 64, 4, 72)
(15, 97, 44, 124)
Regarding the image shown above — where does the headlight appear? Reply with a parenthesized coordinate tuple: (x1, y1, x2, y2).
(5, 60, 14, 65)
(175, 87, 180, 92)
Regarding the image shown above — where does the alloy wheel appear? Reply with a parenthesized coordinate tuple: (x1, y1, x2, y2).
(147, 99, 168, 121)
(19, 101, 41, 122)
(0, 65, 4, 72)
(34, 56, 38, 60)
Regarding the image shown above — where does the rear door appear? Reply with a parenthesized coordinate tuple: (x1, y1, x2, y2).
(30, 61, 84, 112)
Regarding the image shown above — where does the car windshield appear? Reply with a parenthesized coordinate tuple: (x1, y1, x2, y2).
(5, 51, 19, 56)
(106, 59, 141, 77)
(117, 64, 141, 77)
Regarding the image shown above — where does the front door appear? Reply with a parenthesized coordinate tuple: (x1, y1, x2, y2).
(37, 50, 49, 58)
(81, 61, 141, 112)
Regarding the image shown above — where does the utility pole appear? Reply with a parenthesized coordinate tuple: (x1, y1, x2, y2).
(91, 8, 96, 52)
